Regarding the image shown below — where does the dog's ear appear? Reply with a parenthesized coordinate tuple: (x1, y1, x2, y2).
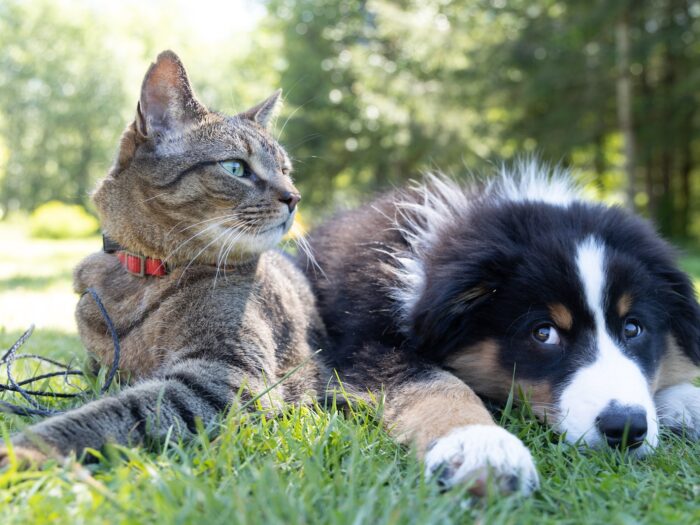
(658, 265, 700, 363)
(409, 246, 513, 358)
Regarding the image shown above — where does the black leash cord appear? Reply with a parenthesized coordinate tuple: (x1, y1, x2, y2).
(0, 287, 121, 417)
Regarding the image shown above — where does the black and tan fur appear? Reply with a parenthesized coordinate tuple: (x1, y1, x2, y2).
(302, 168, 700, 494)
(1, 51, 327, 465)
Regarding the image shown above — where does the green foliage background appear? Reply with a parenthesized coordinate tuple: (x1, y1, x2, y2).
(1, 0, 699, 241)
(1, 3, 700, 521)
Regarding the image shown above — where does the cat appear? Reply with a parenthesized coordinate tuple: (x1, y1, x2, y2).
(0, 50, 328, 466)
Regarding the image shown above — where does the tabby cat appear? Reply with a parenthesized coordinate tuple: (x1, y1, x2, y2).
(0, 51, 328, 465)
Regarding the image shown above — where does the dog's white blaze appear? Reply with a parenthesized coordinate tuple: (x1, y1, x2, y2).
(557, 238, 658, 451)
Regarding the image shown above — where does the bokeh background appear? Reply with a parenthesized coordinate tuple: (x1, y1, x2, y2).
(1, 0, 700, 237)
(1, 4, 700, 519)
(1, 0, 699, 339)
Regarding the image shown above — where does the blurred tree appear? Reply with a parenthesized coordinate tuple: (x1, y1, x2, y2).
(0, 0, 698, 241)
(264, 0, 699, 238)
(473, 0, 700, 238)
(0, 0, 126, 213)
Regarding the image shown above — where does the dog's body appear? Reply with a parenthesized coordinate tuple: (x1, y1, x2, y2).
(302, 163, 700, 493)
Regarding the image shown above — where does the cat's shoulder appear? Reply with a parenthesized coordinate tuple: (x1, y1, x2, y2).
(72, 251, 121, 293)
(258, 250, 315, 295)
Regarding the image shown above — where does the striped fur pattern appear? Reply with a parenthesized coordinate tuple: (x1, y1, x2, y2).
(2, 51, 327, 465)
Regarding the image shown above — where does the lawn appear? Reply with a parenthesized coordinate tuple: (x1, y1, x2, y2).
(1, 222, 700, 525)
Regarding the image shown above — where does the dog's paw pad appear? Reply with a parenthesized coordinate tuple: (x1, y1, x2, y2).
(424, 425, 539, 496)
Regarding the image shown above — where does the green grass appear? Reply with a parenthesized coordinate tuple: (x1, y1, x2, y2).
(1, 222, 700, 524)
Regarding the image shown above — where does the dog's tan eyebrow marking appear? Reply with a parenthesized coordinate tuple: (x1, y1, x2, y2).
(548, 303, 573, 330)
(617, 292, 633, 318)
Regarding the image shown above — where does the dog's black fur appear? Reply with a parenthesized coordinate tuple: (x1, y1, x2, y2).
(299, 169, 700, 493)
(304, 183, 700, 390)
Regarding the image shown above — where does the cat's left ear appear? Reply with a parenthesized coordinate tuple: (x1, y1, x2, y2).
(137, 50, 206, 139)
(238, 89, 282, 129)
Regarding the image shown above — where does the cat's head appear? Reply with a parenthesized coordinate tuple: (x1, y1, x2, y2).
(93, 50, 299, 266)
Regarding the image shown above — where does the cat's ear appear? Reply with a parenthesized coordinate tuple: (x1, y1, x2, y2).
(136, 50, 206, 139)
(238, 89, 282, 129)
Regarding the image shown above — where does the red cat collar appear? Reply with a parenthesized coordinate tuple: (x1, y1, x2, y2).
(103, 235, 168, 277)
(116, 251, 168, 277)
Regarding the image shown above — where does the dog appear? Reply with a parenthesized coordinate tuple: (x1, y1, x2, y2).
(301, 161, 700, 495)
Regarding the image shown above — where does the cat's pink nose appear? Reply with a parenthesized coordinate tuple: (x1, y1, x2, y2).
(279, 191, 301, 212)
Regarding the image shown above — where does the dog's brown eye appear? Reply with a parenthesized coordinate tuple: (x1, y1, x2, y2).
(624, 319, 642, 339)
(532, 323, 560, 345)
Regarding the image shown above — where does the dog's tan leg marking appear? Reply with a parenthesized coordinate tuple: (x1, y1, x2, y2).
(385, 372, 495, 455)
(383, 368, 539, 494)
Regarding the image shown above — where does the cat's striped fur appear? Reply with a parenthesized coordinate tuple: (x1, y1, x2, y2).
(2, 51, 328, 465)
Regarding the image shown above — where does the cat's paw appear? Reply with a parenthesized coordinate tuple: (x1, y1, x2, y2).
(424, 425, 539, 496)
(656, 383, 700, 439)
(0, 444, 52, 469)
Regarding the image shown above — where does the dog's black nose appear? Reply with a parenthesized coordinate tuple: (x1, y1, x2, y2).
(596, 404, 647, 449)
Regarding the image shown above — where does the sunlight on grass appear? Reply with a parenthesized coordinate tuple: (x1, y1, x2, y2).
(1, 221, 700, 524)
(0, 223, 99, 333)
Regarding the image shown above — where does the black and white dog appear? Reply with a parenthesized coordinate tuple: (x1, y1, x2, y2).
(302, 161, 700, 495)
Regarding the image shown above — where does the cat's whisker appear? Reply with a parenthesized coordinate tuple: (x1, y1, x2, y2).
(214, 227, 235, 278)
(276, 101, 306, 141)
(178, 218, 254, 283)
(214, 225, 246, 287)
(288, 221, 326, 279)
(164, 219, 189, 239)
(164, 216, 249, 265)
(163, 220, 228, 265)
(177, 226, 238, 285)
(216, 225, 256, 285)
(140, 192, 171, 204)
(175, 213, 240, 235)
(286, 133, 322, 151)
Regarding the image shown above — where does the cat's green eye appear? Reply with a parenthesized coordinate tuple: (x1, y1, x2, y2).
(219, 160, 246, 177)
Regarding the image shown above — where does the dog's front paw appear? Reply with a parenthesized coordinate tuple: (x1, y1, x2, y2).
(656, 383, 700, 439)
(424, 425, 539, 496)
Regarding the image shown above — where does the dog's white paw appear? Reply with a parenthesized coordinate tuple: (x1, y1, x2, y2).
(656, 383, 700, 439)
(424, 425, 539, 496)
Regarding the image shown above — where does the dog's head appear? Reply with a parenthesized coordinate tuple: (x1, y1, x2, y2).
(396, 170, 700, 453)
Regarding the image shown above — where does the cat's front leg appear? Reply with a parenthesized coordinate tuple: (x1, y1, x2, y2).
(1, 357, 245, 467)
